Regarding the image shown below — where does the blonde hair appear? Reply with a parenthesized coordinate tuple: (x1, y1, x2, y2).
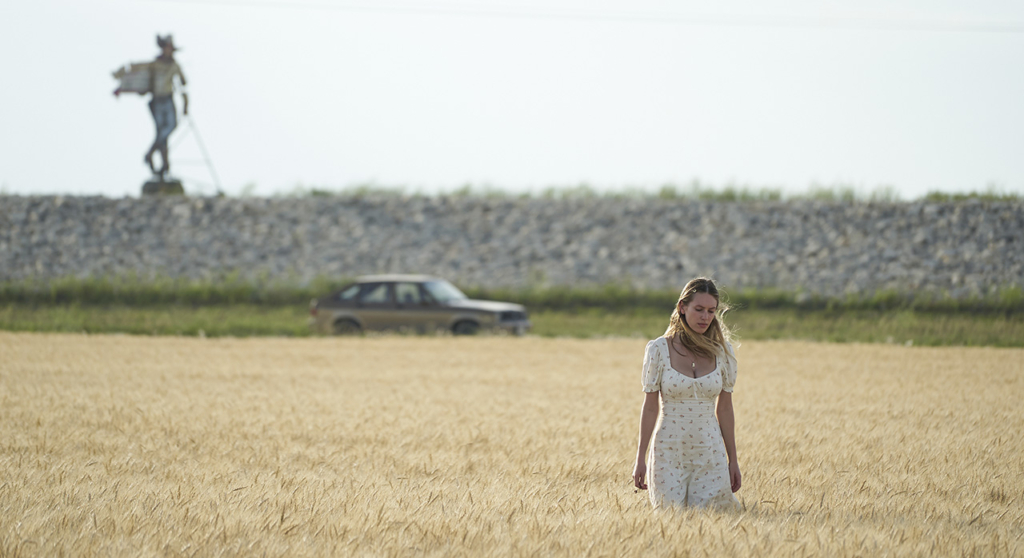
(664, 277, 733, 359)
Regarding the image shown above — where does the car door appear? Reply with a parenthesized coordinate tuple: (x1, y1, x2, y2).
(417, 282, 464, 331)
(354, 282, 394, 330)
(388, 282, 446, 332)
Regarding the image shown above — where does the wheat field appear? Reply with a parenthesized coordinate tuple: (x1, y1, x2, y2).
(1, 332, 1021, 557)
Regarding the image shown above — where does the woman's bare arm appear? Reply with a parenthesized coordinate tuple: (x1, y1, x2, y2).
(632, 391, 660, 490)
(717, 391, 741, 492)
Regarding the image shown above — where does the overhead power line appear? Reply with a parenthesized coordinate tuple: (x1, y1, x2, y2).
(151, 0, 1024, 34)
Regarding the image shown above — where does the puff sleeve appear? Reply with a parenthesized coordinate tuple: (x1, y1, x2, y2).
(641, 339, 663, 392)
(721, 341, 738, 393)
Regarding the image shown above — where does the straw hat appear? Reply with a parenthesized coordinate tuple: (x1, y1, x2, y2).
(156, 35, 179, 51)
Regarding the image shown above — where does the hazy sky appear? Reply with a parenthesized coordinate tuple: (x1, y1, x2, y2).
(2, 0, 1022, 198)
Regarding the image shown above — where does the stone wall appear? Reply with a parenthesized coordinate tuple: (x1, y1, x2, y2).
(1, 195, 1021, 297)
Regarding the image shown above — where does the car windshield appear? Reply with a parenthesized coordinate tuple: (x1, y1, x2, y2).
(423, 280, 468, 303)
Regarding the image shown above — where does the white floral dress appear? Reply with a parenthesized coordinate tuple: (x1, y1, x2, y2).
(642, 337, 739, 511)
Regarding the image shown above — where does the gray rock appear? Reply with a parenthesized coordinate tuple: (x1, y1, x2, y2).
(0, 195, 1021, 298)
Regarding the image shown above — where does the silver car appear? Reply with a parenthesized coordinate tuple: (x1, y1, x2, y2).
(310, 274, 531, 335)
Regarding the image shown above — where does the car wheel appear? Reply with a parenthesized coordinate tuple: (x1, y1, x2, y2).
(451, 320, 480, 336)
(332, 319, 362, 336)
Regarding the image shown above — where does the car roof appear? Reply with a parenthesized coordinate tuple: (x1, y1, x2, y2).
(355, 274, 443, 283)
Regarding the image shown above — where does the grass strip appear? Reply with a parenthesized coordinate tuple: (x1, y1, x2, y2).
(530, 309, 1024, 347)
(2, 276, 1022, 314)
(3, 304, 1021, 347)
(0, 304, 309, 338)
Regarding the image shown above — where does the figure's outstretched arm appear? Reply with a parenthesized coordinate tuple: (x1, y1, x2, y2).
(179, 68, 189, 115)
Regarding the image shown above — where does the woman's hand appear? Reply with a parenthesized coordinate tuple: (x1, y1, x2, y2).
(729, 461, 742, 493)
(632, 461, 648, 490)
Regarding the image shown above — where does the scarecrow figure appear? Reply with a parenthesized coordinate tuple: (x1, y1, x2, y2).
(114, 35, 189, 181)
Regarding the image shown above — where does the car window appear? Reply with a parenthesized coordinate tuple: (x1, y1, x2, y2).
(358, 283, 391, 304)
(423, 280, 468, 303)
(395, 283, 422, 306)
(336, 285, 360, 301)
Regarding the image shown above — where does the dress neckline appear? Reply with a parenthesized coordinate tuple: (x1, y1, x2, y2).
(660, 337, 719, 380)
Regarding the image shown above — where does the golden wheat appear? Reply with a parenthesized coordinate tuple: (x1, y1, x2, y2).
(0, 332, 1021, 557)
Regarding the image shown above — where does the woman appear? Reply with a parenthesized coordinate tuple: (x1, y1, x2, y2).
(632, 277, 741, 510)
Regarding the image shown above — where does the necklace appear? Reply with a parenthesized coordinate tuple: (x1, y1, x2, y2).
(671, 336, 698, 378)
